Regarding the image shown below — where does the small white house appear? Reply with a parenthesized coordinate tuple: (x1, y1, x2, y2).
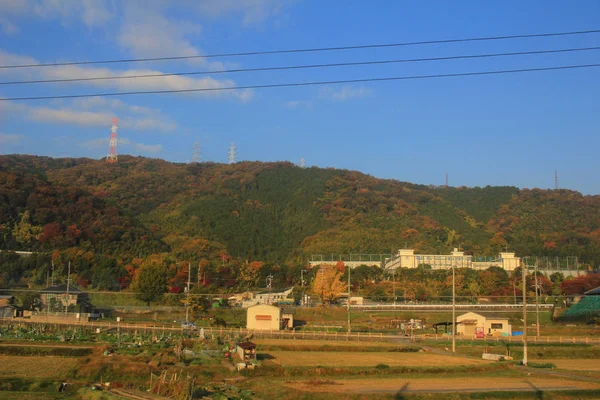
(246, 304, 282, 331)
(456, 312, 511, 337)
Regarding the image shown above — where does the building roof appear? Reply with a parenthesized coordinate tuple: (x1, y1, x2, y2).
(237, 342, 256, 350)
(584, 286, 600, 296)
(255, 287, 293, 295)
(247, 304, 280, 310)
(458, 312, 508, 321)
(40, 284, 82, 293)
(0, 295, 14, 299)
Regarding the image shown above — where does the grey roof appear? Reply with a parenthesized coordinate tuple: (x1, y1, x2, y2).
(40, 284, 82, 293)
(585, 286, 600, 296)
(0, 295, 14, 299)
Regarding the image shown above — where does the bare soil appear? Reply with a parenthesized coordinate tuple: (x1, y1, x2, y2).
(286, 376, 600, 394)
(266, 351, 490, 367)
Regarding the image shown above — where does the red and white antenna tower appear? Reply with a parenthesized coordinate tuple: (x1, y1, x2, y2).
(106, 117, 118, 163)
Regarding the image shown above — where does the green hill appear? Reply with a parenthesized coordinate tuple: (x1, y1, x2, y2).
(0, 154, 598, 291)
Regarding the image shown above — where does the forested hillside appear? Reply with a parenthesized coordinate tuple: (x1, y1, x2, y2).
(0, 154, 599, 295)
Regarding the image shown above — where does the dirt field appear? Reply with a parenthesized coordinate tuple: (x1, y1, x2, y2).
(540, 359, 600, 371)
(286, 376, 600, 394)
(265, 351, 490, 367)
(253, 338, 400, 348)
(0, 356, 81, 378)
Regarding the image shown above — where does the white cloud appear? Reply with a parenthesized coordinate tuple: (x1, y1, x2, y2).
(321, 85, 371, 101)
(0, 0, 112, 28)
(0, 49, 251, 101)
(81, 136, 162, 155)
(285, 100, 312, 110)
(80, 0, 112, 27)
(3, 98, 178, 133)
(30, 107, 113, 127)
(0, 49, 38, 68)
(0, 17, 19, 35)
(118, 3, 225, 71)
(195, 0, 293, 25)
(0, 133, 23, 144)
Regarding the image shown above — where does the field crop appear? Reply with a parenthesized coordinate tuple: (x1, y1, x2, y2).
(0, 356, 80, 378)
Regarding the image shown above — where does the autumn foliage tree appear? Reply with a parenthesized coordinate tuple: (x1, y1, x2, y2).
(312, 264, 347, 304)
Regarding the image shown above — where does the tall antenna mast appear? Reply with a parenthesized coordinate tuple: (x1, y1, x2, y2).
(228, 142, 236, 164)
(106, 117, 118, 163)
(192, 142, 200, 163)
(300, 158, 306, 168)
(554, 169, 558, 190)
(445, 172, 448, 187)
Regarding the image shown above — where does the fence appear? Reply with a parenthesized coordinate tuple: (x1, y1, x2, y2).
(2, 318, 599, 345)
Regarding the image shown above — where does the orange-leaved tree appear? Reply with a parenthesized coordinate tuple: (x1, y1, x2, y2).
(312, 264, 346, 304)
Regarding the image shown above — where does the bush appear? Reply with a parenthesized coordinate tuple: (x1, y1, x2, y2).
(375, 363, 390, 369)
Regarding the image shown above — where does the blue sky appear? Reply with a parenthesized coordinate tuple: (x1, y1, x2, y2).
(0, 0, 599, 194)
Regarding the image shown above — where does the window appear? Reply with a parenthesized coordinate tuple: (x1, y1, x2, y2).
(491, 323, 503, 329)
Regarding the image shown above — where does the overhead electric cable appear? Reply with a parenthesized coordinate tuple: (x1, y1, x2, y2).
(1, 28, 599, 69)
(2, 63, 599, 102)
(2, 46, 598, 86)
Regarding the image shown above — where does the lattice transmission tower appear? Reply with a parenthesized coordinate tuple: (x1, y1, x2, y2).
(192, 142, 200, 163)
(106, 118, 118, 163)
(228, 142, 236, 164)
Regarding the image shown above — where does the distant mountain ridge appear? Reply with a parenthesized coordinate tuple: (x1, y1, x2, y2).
(1, 154, 598, 267)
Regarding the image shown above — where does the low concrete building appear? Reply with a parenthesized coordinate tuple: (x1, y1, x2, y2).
(40, 284, 82, 311)
(457, 312, 512, 337)
(240, 288, 293, 308)
(246, 304, 282, 330)
(385, 249, 521, 272)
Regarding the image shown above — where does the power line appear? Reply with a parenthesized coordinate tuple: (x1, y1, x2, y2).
(2, 46, 599, 86)
(2, 63, 599, 102)
(1, 28, 599, 69)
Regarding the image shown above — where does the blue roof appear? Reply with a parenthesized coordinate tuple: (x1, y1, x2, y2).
(584, 286, 600, 296)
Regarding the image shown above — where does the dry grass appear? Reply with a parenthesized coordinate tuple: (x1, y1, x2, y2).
(286, 376, 600, 393)
(0, 356, 80, 378)
(265, 351, 490, 367)
(539, 359, 600, 371)
(253, 339, 398, 348)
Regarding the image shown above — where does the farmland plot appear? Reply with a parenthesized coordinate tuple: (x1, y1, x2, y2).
(266, 351, 490, 367)
(0, 356, 80, 378)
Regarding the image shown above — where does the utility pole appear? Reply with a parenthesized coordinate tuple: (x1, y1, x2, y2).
(452, 257, 456, 355)
(186, 262, 191, 324)
(522, 264, 528, 366)
(535, 264, 540, 338)
(392, 267, 396, 305)
(51, 259, 55, 286)
(300, 270, 305, 306)
(347, 265, 351, 334)
(65, 261, 71, 320)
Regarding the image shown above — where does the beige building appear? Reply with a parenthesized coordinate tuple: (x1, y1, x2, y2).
(246, 304, 282, 330)
(385, 249, 521, 272)
(456, 312, 511, 337)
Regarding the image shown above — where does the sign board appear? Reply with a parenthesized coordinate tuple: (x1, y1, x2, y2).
(476, 327, 485, 338)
